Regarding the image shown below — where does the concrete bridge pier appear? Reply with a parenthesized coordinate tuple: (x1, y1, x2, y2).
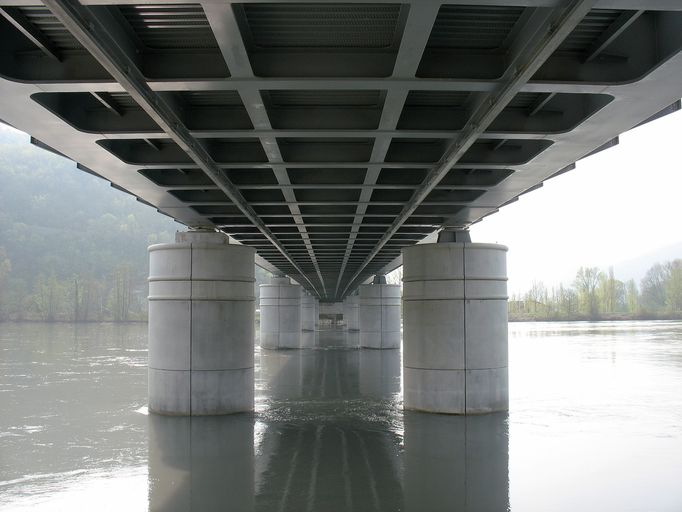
(402, 231, 509, 414)
(147, 231, 255, 415)
(259, 276, 302, 349)
(300, 292, 317, 348)
(301, 292, 316, 332)
(343, 293, 360, 331)
(359, 275, 401, 349)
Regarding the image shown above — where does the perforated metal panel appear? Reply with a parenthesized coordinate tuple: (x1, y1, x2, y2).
(557, 9, 622, 55)
(181, 91, 243, 107)
(426, 5, 525, 50)
(18, 5, 82, 50)
(241, 3, 403, 49)
(119, 4, 219, 50)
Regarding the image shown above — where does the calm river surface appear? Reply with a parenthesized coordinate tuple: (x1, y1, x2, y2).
(1, 321, 681, 511)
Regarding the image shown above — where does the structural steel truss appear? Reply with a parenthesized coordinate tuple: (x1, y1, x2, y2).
(0, 0, 681, 299)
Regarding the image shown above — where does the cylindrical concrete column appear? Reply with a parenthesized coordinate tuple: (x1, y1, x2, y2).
(301, 293, 316, 331)
(301, 292, 317, 349)
(343, 293, 360, 331)
(260, 277, 302, 349)
(402, 242, 508, 414)
(359, 283, 401, 349)
(148, 231, 255, 415)
(314, 298, 320, 330)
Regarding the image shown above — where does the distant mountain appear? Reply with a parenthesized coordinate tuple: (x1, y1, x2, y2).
(0, 126, 181, 320)
(0, 128, 180, 280)
(610, 240, 682, 283)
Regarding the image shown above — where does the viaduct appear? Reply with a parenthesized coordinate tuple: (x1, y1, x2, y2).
(0, 0, 680, 415)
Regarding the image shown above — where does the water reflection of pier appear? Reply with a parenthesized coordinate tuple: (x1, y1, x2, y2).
(149, 330, 508, 511)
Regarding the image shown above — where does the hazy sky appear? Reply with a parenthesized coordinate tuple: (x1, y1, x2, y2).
(472, 109, 682, 294)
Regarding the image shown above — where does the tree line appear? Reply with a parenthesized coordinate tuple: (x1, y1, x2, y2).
(510, 261, 682, 321)
(0, 248, 275, 323)
(0, 253, 142, 322)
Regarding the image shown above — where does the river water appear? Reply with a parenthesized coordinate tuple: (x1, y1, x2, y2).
(1, 321, 681, 511)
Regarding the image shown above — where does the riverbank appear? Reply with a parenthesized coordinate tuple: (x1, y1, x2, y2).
(2, 311, 681, 325)
(510, 312, 682, 322)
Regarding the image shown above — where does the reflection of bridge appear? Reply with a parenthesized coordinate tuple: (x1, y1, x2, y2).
(1, 1, 681, 416)
(149, 344, 509, 511)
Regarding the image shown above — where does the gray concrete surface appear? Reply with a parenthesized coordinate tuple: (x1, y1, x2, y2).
(402, 242, 508, 414)
(301, 293, 316, 332)
(148, 231, 255, 415)
(359, 283, 401, 349)
(260, 277, 302, 350)
(343, 293, 360, 331)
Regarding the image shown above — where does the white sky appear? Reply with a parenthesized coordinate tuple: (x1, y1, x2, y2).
(472, 109, 682, 295)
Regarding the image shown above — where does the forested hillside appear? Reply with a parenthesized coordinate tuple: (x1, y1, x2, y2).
(0, 127, 179, 321)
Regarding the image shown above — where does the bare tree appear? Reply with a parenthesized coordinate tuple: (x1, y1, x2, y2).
(574, 267, 602, 319)
(110, 264, 133, 322)
(640, 263, 668, 312)
(665, 260, 682, 313)
(625, 279, 639, 315)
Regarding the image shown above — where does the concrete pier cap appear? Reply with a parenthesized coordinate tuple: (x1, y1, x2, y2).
(402, 229, 509, 414)
(147, 229, 255, 416)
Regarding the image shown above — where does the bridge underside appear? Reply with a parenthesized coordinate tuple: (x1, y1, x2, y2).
(0, 0, 681, 300)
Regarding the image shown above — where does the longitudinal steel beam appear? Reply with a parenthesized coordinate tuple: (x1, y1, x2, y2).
(333, 4, 440, 299)
(42, 0, 321, 295)
(340, 0, 597, 297)
(203, 2, 326, 296)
